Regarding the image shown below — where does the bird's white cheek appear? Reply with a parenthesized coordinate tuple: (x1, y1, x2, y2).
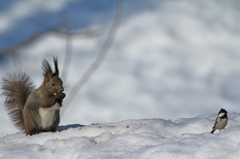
(218, 113, 225, 118)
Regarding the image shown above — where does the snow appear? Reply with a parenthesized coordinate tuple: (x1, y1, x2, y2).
(0, 1, 240, 157)
(1, 112, 240, 158)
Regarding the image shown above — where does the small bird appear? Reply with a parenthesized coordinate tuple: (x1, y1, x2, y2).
(211, 108, 228, 134)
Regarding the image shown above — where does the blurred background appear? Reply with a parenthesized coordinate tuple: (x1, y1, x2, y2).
(0, 0, 239, 137)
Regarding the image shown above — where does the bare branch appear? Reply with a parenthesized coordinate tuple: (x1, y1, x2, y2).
(60, 15, 73, 83)
(0, 26, 100, 61)
(0, 27, 57, 60)
(62, 0, 123, 114)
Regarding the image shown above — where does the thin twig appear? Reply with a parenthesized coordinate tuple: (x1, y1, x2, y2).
(11, 53, 22, 71)
(62, 0, 123, 114)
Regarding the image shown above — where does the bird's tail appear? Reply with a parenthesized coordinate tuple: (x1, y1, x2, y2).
(210, 129, 215, 134)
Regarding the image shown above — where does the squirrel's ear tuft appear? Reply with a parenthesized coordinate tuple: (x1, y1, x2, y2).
(53, 57, 59, 77)
(42, 59, 53, 82)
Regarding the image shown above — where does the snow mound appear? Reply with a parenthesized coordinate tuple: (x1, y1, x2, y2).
(1, 112, 240, 158)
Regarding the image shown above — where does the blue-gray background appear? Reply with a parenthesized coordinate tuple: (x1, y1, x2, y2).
(0, 0, 239, 137)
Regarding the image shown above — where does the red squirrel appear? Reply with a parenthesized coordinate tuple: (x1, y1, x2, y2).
(1, 57, 65, 135)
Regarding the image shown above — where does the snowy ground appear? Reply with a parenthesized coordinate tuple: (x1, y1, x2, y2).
(1, 112, 240, 158)
(0, 0, 240, 139)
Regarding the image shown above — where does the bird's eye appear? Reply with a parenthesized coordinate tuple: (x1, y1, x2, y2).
(52, 83, 55, 86)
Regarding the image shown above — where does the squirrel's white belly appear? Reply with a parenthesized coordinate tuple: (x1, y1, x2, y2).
(39, 103, 60, 129)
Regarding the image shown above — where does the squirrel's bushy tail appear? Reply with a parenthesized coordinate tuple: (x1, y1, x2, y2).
(1, 73, 35, 130)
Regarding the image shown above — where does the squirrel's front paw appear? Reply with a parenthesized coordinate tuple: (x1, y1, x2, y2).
(56, 92, 65, 106)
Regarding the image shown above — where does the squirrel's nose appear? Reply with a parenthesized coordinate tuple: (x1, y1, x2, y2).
(59, 87, 64, 93)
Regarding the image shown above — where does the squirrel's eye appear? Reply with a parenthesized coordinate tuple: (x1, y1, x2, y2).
(51, 83, 55, 86)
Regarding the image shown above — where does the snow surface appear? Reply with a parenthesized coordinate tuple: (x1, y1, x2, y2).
(1, 112, 240, 158)
(0, 0, 240, 139)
